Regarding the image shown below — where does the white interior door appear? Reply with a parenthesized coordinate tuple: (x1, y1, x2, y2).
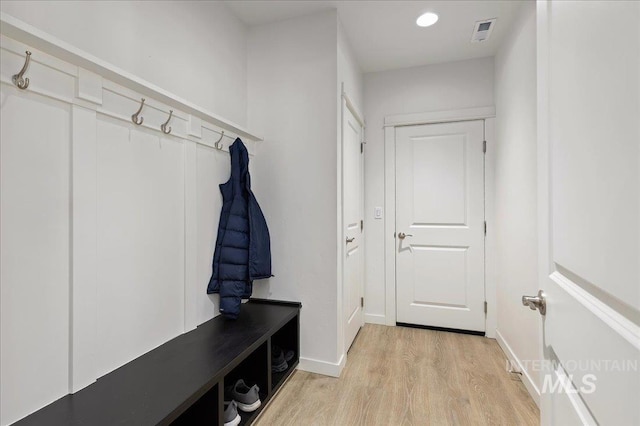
(538, 1, 640, 425)
(395, 120, 485, 332)
(343, 102, 364, 351)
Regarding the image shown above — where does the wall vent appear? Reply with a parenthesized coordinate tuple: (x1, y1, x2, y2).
(471, 18, 496, 43)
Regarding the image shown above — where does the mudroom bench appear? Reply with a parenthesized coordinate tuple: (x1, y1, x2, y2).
(14, 299, 301, 426)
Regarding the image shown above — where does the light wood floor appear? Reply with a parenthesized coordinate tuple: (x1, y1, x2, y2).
(256, 324, 539, 426)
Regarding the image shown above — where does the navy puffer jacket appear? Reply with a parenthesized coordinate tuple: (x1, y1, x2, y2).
(207, 138, 271, 319)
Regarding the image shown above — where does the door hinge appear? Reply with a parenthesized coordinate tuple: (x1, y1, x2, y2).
(361, 297, 364, 308)
(360, 219, 364, 231)
(484, 221, 487, 236)
(484, 301, 488, 314)
(483, 140, 487, 153)
(360, 142, 364, 153)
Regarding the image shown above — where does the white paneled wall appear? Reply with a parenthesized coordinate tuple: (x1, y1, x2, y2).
(95, 121, 186, 377)
(0, 83, 71, 426)
(0, 31, 260, 425)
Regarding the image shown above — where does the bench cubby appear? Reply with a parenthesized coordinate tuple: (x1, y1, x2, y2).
(13, 299, 301, 426)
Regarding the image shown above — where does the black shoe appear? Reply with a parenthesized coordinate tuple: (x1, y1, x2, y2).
(284, 348, 295, 363)
(271, 345, 288, 373)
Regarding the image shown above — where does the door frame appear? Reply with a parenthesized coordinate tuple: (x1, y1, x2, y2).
(340, 85, 365, 355)
(382, 106, 497, 338)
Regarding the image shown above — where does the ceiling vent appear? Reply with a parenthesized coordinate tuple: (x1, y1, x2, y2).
(471, 18, 496, 43)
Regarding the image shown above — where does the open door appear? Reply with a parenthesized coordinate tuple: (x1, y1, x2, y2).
(536, 1, 639, 424)
(342, 92, 364, 352)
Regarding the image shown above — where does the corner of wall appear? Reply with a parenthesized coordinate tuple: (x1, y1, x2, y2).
(495, 329, 541, 407)
(246, 9, 343, 374)
(493, 0, 541, 402)
(298, 352, 346, 378)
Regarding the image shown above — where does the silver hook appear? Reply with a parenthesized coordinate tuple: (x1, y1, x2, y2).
(131, 98, 145, 125)
(12, 51, 31, 90)
(161, 110, 173, 134)
(214, 131, 225, 150)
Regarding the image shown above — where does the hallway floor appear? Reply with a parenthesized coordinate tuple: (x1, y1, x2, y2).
(256, 324, 539, 425)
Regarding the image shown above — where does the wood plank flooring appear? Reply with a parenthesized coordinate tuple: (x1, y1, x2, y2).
(256, 324, 539, 426)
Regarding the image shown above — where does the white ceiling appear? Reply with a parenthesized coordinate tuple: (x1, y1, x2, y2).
(225, 1, 524, 73)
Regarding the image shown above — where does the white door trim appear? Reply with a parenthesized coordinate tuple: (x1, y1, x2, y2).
(342, 90, 365, 129)
(384, 106, 495, 128)
(383, 107, 497, 338)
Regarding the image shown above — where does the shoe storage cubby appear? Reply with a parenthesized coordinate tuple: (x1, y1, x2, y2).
(270, 315, 300, 393)
(13, 299, 301, 426)
(171, 384, 220, 425)
(224, 341, 269, 425)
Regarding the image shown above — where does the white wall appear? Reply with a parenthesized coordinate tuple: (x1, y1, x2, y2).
(247, 10, 362, 375)
(338, 22, 363, 115)
(362, 57, 494, 324)
(0, 0, 248, 126)
(494, 1, 541, 402)
(247, 11, 343, 375)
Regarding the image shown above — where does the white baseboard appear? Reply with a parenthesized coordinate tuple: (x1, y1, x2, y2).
(364, 313, 386, 325)
(495, 329, 540, 407)
(297, 353, 345, 378)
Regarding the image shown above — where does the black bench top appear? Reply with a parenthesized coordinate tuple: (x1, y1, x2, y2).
(13, 299, 301, 426)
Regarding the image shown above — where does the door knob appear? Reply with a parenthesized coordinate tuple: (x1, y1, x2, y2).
(346, 237, 355, 244)
(522, 290, 546, 315)
(398, 232, 413, 240)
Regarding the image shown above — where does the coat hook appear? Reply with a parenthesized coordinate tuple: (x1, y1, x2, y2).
(215, 131, 225, 150)
(12, 51, 32, 90)
(131, 98, 145, 125)
(161, 110, 173, 134)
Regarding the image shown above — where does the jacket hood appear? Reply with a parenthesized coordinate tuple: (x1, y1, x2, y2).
(230, 138, 250, 191)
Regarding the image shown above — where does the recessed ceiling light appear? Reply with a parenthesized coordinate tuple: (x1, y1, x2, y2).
(416, 12, 438, 28)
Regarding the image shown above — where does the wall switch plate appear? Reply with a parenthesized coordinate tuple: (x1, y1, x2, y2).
(374, 207, 383, 219)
